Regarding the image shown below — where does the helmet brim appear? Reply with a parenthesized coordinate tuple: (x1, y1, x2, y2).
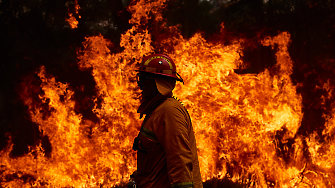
(136, 70, 184, 83)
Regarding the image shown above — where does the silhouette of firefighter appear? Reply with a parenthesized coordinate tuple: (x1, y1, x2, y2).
(131, 54, 203, 188)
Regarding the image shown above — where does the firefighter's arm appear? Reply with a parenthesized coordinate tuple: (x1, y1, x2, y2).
(155, 105, 194, 188)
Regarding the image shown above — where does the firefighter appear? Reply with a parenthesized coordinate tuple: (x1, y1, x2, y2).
(132, 54, 203, 188)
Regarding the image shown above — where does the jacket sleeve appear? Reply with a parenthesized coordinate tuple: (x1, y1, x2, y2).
(154, 104, 194, 188)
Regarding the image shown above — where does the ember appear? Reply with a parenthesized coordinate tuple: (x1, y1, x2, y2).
(66, 0, 80, 29)
(0, 0, 334, 187)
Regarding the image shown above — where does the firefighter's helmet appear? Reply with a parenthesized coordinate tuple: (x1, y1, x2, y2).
(138, 54, 183, 82)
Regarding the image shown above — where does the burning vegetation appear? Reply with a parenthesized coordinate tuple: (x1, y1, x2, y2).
(0, 0, 335, 187)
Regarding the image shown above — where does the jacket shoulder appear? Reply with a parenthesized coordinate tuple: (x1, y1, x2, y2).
(156, 97, 183, 111)
(152, 97, 189, 120)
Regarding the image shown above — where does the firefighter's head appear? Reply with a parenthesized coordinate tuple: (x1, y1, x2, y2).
(136, 54, 183, 99)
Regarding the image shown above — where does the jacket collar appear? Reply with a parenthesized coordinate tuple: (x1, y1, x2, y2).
(137, 92, 172, 119)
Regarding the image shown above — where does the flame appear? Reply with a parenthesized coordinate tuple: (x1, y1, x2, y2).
(1, 0, 335, 187)
(66, 0, 80, 29)
(171, 32, 305, 186)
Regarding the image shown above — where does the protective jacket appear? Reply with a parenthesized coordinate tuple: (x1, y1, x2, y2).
(134, 93, 203, 188)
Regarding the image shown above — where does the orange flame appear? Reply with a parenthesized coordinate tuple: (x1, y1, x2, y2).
(1, 0, 335, 187)
(66, 0, 80, 29)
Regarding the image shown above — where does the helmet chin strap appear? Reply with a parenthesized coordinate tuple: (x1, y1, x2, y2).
(176, 72, 184, 85)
